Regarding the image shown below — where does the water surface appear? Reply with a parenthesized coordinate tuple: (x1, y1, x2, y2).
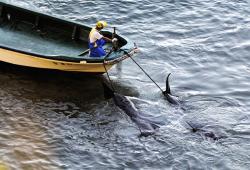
(1, 0, 250, 169)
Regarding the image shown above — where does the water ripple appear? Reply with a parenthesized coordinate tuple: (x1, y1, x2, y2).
(1, 0, 250, 169)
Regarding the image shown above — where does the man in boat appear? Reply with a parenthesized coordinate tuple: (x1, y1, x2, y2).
(88, 21, 115, 57)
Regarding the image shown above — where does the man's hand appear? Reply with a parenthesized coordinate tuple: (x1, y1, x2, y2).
(112, 38, 118, 43)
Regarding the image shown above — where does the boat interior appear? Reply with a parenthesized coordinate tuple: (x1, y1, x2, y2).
(0, 2, 127, 61)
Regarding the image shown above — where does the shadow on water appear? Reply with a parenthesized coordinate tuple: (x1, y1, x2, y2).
(0, 63, 94, 105)
(0, 62, 139, 107)
(0, 62, 144, 169)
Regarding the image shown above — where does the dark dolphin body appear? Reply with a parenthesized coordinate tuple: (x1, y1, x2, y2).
(163, 73, 180, 105)
(102, 82, 162, 137)
(186, 122, 224, 140)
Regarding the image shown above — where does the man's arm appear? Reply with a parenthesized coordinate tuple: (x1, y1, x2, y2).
(102, 36, 112, 43)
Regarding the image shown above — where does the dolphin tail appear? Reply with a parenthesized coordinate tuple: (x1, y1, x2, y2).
(186, 121, 200, 132)
(139, 130, 155, 137)
(138, 120, 160, 137)
(163, 73, 171, 96)
(150, 122, 160, 129)
(102, 82, 114, 99)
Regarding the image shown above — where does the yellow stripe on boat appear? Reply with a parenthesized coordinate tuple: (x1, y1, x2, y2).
(0, 48, 113, 73)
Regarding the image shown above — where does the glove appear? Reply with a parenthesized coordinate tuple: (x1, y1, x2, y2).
(112, 38, 118, 42)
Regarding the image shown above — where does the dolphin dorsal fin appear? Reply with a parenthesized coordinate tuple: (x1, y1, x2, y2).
(165, 73, 171, 94)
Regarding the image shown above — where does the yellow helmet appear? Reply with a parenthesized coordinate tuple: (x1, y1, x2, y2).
(96, 21, 107, 29)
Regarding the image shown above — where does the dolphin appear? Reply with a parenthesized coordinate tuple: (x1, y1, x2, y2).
(102, 82, 162, 137)
(186, 121, 221, 140)
(162, 73, 180, 105)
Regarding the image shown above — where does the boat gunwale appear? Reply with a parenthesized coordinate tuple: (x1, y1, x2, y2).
(0, 44, 138, 64)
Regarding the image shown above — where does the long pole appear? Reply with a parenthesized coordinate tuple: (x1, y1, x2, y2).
(120, 49, 165, 93)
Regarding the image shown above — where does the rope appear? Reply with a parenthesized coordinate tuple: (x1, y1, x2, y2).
(119, 49, 165, 93)
(101, 27, 117, 91)
(102, 50, 115, 91)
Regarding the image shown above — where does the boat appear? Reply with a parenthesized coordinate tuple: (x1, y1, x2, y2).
(0, 2, 138, 73)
